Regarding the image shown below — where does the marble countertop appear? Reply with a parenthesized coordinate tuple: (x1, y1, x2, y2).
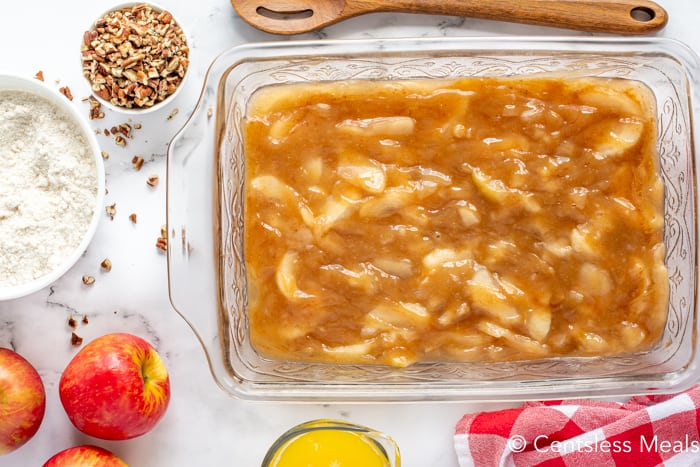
(2, 1, 699, 466)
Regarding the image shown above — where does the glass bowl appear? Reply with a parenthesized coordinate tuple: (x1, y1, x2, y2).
(167, 36, 700, 401)
(261, 419, 400, 466)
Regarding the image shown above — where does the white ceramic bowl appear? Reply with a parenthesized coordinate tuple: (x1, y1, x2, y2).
(80, 2, 190, 115)
(0, 74, 105, 300)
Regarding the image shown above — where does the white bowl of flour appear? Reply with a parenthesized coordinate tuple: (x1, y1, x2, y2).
(0, 74, 105, 300)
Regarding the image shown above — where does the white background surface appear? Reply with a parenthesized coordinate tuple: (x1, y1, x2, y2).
(1, 1, 699, 466)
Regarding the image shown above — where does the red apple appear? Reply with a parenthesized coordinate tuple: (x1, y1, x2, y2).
(43, 445, 127, 467)
(0, 347, 46, 455)
(59, 333, 170, 440)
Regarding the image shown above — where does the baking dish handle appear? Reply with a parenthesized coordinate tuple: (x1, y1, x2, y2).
(166, 87, 233, 391)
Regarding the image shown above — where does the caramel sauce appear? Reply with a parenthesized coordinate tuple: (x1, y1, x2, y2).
(243, 77, 668, 367)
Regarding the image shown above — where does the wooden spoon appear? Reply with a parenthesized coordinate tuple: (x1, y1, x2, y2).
(231, 0, 667, 35)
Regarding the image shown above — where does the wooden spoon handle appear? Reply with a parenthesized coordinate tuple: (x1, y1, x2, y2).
(233, 0, 667, 35)
(355, 0, 667, 35)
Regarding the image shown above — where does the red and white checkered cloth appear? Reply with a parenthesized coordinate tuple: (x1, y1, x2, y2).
(454, 385, 700, 466)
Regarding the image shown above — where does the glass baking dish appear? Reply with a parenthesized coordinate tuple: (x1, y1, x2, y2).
(167, 36, 700, 402)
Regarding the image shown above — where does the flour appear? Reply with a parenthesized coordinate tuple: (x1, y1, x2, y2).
(0, 90, 97, 287)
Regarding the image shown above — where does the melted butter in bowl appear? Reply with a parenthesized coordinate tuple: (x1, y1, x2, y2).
(242, 77, 667, 367)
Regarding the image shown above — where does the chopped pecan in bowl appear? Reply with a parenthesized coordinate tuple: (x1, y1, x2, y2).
(81, 3, 189, 112)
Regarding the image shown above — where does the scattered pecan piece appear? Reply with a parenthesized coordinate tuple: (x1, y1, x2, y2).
(156, 237, 168, 251)
(59, 86, 74, 101)
(101, 151, 110, 159)
(132, 155, 145, 170)
(100, 258, 112, 271)
(117, 123, 132, 138)
(68, 315, 77, 329)
(84, 95, 105, 119)
(71, 332, 84, 346)
(156, 225, 168, 251)
(82, 275, 95, 285)
(105, 203, 116, 220)
(129, 213, 138, 224)
(34, 70, 44, 81)
(146, 175, 159, 187)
